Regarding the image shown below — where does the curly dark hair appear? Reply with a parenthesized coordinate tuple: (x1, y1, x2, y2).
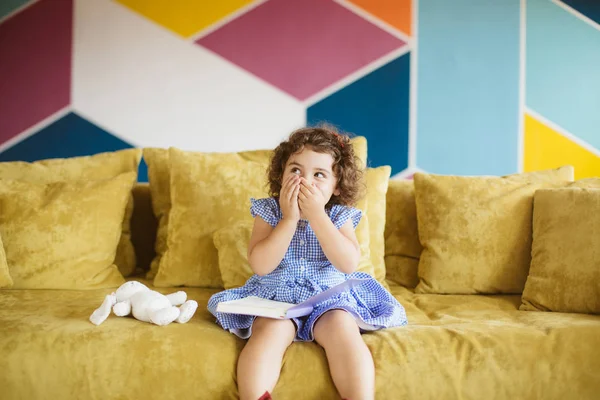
(267, 124, 365, 208)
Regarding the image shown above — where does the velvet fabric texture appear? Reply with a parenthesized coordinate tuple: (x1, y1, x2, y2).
(211, 167, 391, 289)
(148, 137, 374, 288)
(571, 178, 600, 189)
(1, 279, 599, 399)
(213, 220, 254, 289)
(0, 234, 11, 288)
(413, 167, 574, 294)
(384, 179, 421, 288)
(521, 179, 600, 314)
(0, 172, 136, 289)
(0, 149, 142, 277)
(365, 166, 392, 284)
(143, 146, 312, 282)
(155, 147, 271, 287)
(144, 138, 368, 282)
(2, 164, 600, 398)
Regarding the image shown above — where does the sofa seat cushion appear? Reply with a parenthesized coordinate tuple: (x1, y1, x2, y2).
(0, 279, 240, 400)
(1, 279, 599, 399)
(384, 284, 600, 399)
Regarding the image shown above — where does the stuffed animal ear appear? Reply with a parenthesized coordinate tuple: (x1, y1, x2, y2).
(89, 294, 117, 326)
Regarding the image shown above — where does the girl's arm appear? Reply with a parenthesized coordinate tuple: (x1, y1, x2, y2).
(308, 214, 360, 274)
(247, 174, 301, 276)
(247, 217, 297, 276)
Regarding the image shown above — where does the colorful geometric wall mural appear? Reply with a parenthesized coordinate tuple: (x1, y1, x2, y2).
(0, 0, 598, 180)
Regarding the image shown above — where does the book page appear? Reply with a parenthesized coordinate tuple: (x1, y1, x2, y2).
(217, 278, 370, 319)
(221, 296, 295, 310)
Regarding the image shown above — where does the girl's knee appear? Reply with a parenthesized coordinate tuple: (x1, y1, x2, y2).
(318, 310, 357, 329)
(252, 317, 296, 342)
(314, 310, 359, 344)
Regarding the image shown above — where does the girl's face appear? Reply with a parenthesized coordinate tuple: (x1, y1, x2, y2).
(283, 146, 341, 206)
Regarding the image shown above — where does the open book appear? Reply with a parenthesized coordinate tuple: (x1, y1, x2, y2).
(216, 278, 369, 319)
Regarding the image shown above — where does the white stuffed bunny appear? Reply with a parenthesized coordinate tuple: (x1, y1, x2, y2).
(90, 281, 198, 326)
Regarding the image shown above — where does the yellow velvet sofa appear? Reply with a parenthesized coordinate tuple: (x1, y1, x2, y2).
(1, 151, 599, 400)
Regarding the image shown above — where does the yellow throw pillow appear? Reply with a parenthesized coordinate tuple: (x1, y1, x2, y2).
(143, 147, 276, 280)
(0, 234, 12, 288)
(521, 179, 600, 314)
(354, 198, 373, 279)
(0, 149, 142, 277)
(384, 179, 421, 288)
(414, 167, 574, 294)
(143, 146, 275, 281)
(364, 166, 391, 285)
(155, 148, 270, 288)
(0, 172, 136, 289)
(213, 221, 255, 289)
(155, 144, 371, 288)
(571, 178, 600, 189)
(146, 137, 370, 287)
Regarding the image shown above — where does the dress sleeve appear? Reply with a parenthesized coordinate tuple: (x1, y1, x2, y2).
(250, 198, 281, 228)
(330, 205, 362, 230)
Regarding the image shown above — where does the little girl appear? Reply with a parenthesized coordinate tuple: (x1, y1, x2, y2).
(208, 126, 407, 400)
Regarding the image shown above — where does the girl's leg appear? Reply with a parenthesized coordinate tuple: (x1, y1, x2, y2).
(237, 317, 296, 400)
(313, 310, 375, 400)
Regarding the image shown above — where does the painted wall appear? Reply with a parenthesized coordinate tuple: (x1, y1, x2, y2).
(0, 0, 598, 181)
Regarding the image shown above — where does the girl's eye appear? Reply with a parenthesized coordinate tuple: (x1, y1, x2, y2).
(291, 168, 301, 175)
(315, 172, 325, 178)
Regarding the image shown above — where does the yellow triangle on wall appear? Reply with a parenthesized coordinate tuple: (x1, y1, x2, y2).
(117, 0, 254, 38)
(524, 113, 600, 179)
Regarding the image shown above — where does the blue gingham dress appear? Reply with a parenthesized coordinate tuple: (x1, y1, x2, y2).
(207, 197, 408, 342)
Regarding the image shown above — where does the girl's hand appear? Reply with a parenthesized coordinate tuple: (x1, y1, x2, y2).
(279, 173, 301, 222)
(298, 178, 326, 221)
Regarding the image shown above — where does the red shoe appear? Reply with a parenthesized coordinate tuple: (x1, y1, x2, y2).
(258, 391, 272, 400)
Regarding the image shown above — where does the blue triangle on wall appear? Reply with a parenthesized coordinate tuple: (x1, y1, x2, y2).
(561, 0, 600, 26)
(307, 52, 410, 176)
(0, 111, 147, 182)
(0, 0, 30, 21)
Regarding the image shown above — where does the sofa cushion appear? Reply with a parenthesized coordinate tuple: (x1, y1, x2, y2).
(384, 179, 421, 288)
(521, 180, 600, 314)
(413, 167, 574, 294)
(213, 220, 254, 289)
(1, 278, 599, 399)
(213, 167, 390, 290)
(381, 284, 600, 399)
(0, 172, 136, 289)
(0, 234, 11, 288)
(144, 138, 369, 283)
(155, 147, 271, 287)
(0, 149, 142, 277)
(0, 280, 240, 399)
(364, 166, 392, 284)
(149, 137, 380, 288)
